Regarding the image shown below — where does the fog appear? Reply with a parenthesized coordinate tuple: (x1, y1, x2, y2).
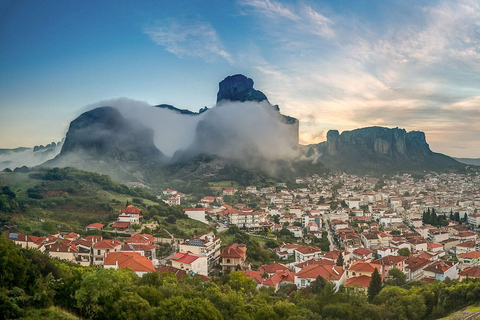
(0, 142, 63, 171)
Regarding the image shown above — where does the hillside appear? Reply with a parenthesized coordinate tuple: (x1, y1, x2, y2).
(0, 167, 205, 237)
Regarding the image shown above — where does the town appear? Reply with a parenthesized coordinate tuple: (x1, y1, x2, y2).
(8, 171, 480, 294)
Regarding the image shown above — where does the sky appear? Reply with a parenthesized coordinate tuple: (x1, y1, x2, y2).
(0, 0, 479, 157)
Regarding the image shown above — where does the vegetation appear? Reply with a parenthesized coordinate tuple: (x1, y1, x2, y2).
(5, 235, 480, 319)
(422, 208, 449, 227)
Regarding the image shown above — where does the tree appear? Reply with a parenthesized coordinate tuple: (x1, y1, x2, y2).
(310, 275, 327, 294)
(131, 224, 141, 231)
(336, 253, 344, 266)
(368, 268, 382, 302)
(398, 247, 411, 257)
(386, 268, 406, 286)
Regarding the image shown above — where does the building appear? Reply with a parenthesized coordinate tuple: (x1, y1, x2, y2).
(104, 252, 155, 277)
(183, 208, 208, 224)
(294, 246, 322, 263)
(169, 251, 208, 276)
(423, 261, 458, 281)
(180, 233, 221, 272)
(92, 239, 122, 266)
(219, 243, 248, 272)
(117, 205, 142, 224)
(295, 264, 346, 291)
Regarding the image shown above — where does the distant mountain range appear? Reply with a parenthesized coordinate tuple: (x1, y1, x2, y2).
(2, 74, 475, 184)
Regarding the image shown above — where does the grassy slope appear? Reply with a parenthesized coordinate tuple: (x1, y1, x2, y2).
(0, 170, 158, 235)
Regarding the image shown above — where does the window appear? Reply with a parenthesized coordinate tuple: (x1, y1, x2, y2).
(227, 259, 231, 264)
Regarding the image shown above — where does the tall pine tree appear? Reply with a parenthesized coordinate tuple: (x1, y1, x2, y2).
(368, 268, 382, 302)
(336, 253, 344, 266)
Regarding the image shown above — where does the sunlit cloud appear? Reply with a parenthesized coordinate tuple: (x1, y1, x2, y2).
(144, 18, 234, 64)
(239, 0, 480, 157)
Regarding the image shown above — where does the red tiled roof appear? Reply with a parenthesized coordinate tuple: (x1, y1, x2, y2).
(259, 263, 289, 274)
(295, 245, 322, 255)
(112, 221, 130, 229)
(349, 261, 382, 273)
(296, 264, 344, 281)
(93, 239, 122, 249)
(458, 251, 480, 259)
(220, 244, 247, 259)
(459, 266, 480, 278)
(372, 255, 407, 266)
(345, 275, 371, 288)
(241, 270, 263, 284)
(262, 270, 296, 286)
(86, 223, 104, 229)
(104, 252, 154, 272)
(353, 247, 374, 256)
(123, 205, 141, 214)
(296, 259, 334, 269)
(424, 261, 452, 274)
(126, 233, 154, 245)
(405, 257, 432, 272)
(171, 251, 203, 264)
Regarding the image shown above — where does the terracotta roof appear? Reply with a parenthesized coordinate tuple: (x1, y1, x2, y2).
(112, 221, 130, 229)
(424, 261, 453, 274)
(259, 263, 289, 274)
(459, 266, 480, 278)
(458, 251, 480, 259)
(345, 275, 371, 288)
(372, 255, 407, 266)
(296, 264, 344, 281)
(49, 243, 77, 253)
(86, 223, 104, 229)
(427, 243, 443, 248)
(353, 247, 374, 256)
(220, 244, 247, 259)
(156, 266, 187, 280)
(93, 239, 122, 249)
(295, 245, 322, 255)
(349, 261, 382, 273)
(405, 257, 432, 272)
(104, 252, 154, 272)
(457, 240, 476, 248)
(296, 259, 334, 269)
(262, 270, 296, 286)
(123, 205, 141, 214)
(126, 233, 154, 245)
(171, 251, 203, 264)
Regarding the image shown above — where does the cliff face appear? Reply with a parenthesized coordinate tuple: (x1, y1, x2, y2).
(308, 126, 462, 175)
(45, 107, 166, 181)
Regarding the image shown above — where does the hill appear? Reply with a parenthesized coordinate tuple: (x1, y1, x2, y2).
(0, 167, 200, 236)
(455, 158, 480, 166)
(305, 126, 466, 176)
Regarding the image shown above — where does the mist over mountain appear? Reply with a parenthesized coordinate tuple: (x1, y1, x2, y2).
(43, 107, 166, 181)
(305, 126, 465, 175)
(0, 141, 63, 171)
(8, 74, 466, 183)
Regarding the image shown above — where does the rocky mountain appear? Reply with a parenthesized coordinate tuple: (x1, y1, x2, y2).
(305, 126, 465, 175)
(455, 158, 480, 166)
(44, 107, 166, 181)
(0, 142, 63, 171)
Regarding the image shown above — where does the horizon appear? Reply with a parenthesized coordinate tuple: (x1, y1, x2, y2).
(1, 0, 479, 158)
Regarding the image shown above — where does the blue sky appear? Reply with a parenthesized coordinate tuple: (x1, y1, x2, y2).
(1, 0, 479, 157)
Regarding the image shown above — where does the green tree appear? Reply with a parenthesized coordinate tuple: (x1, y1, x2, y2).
(310, 275, 327, 294)
(336, 253, 344, 266)
(398, 247, 411, 257)
(386, 268, 407, 286)
(368, 268, 382, 302)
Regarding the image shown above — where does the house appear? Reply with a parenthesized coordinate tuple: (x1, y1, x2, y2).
(361, 233, 380, 249)
(294, 246, 323, 263)
(8, 233, 45, 250)
(275, 243, 300, 260)
(47, 242, 77, 263)
(262, 270, 296, 292)
(168, 251, 208, 276)
(287, 226, 303, 238)
(458, 251, 480, 265)
(219, 243, 248, 271)
(351, 247, 374, 261)
(423, 261, 458, 281)
(112, 221, 130, 231)
(459, 266, 480, 281)
(372, 255, 407, 279)
(104, 252, 155, 277)
(183, 208, 209, 224)
(467, 214, 480, 228)
(345, 275, 372, 294)
(117, 205, 142, 224)
(346, 260, 382, 279)
(126, 233, 154, 245)
(404, 257, 433, 281)
(92, 239, 122, 266)
(73, 239, 94, 266)
(258, 263, 289, 276)
(180, 233, 221, 272)
(295, 265, 346, 291)
(455, 240, 476, 255)
(85, 223, 104, 231)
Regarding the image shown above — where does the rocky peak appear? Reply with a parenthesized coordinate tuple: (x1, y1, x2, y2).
(216, 74, 268, 103)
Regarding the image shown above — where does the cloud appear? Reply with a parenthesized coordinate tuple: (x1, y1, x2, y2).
(144, 18, 233, 64)
(239, 0, 480, 157)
